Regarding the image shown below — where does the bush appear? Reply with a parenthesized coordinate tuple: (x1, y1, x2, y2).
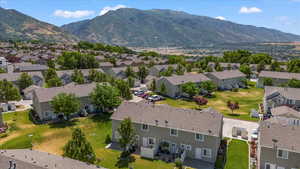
(232, 88, 239, 92)
(194, 96, 208, 105)
(175, 158, 183, 169)
(105, 134, 111, 144)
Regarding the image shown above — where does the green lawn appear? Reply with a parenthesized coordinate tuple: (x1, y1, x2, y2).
(224, 139, 249, 169)
(0, 111, 175, 169)
(157, 87, 263, 122)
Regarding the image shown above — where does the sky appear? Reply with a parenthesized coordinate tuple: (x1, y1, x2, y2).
(1, 0, 300, 35)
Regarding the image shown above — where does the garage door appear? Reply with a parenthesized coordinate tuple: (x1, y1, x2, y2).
(195, 148, 202, 159)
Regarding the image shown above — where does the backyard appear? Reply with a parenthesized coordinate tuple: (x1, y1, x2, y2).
(224, 139, 249, 169)
(0, 111, 175, 169)
(157, 87, 264, 122)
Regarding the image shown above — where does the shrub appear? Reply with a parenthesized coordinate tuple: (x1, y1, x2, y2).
(232, 88, 239, 92)
(194, 96, 208, 105)
(175, 158, 183, 169)
(105, 134, 111, 144)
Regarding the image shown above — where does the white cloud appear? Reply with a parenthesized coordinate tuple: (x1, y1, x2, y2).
(239, 7, 262, 14)
(215, 16, 226, 20)
(99, 5, 127, 16)
(54, 10, 95, 18)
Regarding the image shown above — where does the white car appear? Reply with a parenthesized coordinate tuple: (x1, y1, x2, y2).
(251, 129, 258, 140)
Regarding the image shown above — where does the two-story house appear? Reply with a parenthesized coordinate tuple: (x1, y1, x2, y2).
(0, 71, 44, 87)
(0, 57, 7, 71)
(149, 64, 178, 77)
(206, 70, 246, 90)
(155, 73, 211, 98)
(263, 86, 300, 114)
(111, 102, 223, 167)
(258, 119, 300, 169)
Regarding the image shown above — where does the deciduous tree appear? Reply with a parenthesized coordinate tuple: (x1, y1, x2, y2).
(50, 93, 80, 120)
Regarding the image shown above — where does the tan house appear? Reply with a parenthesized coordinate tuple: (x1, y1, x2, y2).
(206, 70, 246, 90)
(257, 71, 300, 88)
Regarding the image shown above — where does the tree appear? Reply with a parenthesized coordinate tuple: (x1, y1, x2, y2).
(127, 76, 135, 88)
(186, 64, 193, 72)
(117, 118, 135, 154)
(47, 76, 62, 87)
(0, 68, 6, 74)
(50, 93, 80, 120)
(87, 69, 98, 82)
(90, 84, 121, 112)
(47, 59, 56, 69)
(257, 61, 265, 73)
(239, 64, 252, 78)
(0, 79, 21, 103)
(160, 83, 167, 95)
(287, 59, 300, 73)
(44, 68, 58, 82)
(200, 81, 217, 95)
(71, 69, 85, 84)
(57, 52, 99, 69)
(137, 65, 148, 83)
(125, 66, 136, 78)
(263, 78, 273, 86)
(150, 79, 156, 91)
(63, 128, 96, 164)
(181, 82, 199, 98)
(215, 62, 223, 72)
(287, 79, 300, 88)
(115, 80, 133, 100)
(227, 101, 239, 114)
(18, 73, 33, 90)
(270, 60, 281, 71)
(175, 64, 185, 75)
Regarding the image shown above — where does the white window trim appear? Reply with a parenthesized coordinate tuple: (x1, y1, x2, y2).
(195, 133, 204, 142)
(141, 124, 149, 131)
(170, 128, 178, 137)
(277, 149, 289, 160)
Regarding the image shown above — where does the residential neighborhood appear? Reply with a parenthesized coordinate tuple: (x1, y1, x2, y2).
(1, 1, 300, 169)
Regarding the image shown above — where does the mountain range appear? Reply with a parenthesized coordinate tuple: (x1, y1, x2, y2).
(1, 7, 300, 47)
(0, 7, 76, 43)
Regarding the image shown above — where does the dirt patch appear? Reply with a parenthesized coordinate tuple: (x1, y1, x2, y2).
(33, 136, 67, 155)
(0, 132, 22, 144)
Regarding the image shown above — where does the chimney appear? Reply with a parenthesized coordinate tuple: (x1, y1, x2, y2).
(155, 120, 158, 126)
(165, 120, 168, 127)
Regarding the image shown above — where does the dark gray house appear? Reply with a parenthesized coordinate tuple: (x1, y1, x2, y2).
(111, 102, 223, 166)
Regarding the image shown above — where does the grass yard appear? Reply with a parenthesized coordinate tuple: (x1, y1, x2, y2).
(157, 87, 263, 122)
(0, 111, 175, 169)
(224, 139, 249, 169)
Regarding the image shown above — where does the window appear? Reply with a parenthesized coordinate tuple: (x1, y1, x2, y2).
(170, 129, 178, 136)
(195, 133, 204, 142)
(180, 144, 192, 151)
(202, 148, 212, 158)
(186, 145, 192, 151)
(277, 149, 288, 159)
(277, 167, 285, 169)
(265, 163, 271, 169)
(148, 137, 155, 145)
(141, 124, 149, 131)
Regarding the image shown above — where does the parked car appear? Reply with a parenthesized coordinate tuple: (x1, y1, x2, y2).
(141, 93, 149, 99)
(148, 95, 164, 102)
(134, 90, 144, 96)
(251, 129, 258, 140)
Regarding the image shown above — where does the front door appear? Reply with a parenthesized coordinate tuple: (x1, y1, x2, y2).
(195, 148, 202, 159)
(171, 143, 177, 153)
(143, 137, 148, 147)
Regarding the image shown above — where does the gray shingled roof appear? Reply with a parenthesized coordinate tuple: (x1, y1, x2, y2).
(271, 106, 300, 119)
(56, 69, 104, 77)
(259, 71, 300, 80)
(208, 70, 246, 80)
(152, 64, 177, 71)
(163, 73, 211, 85)
(34, 83, 97, 103)
(0, 149, 105, 169)
(18, 64, 48, 72)
(259, 120, 300, 153)
(112, 102, 223, 137)
(0, 72, 43, 82)
(265, 86, 300, 101)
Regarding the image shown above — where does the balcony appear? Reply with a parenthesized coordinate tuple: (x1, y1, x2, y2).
(140, 144, 159, 159)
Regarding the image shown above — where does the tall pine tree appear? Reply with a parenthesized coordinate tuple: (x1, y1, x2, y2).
(63, 128, 96, 164)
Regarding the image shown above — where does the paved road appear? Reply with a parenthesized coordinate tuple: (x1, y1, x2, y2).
(223, 118, 259, 141)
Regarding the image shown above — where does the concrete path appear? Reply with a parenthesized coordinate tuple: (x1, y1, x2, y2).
(223, 118, 259, 141)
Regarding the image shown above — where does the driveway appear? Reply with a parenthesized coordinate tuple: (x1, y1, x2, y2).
(2, 100, 33, 114)
(129, 95, 144, 103)
(223, 118, 259, 141)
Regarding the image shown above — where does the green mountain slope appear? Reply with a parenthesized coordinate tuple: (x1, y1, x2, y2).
(62, 8, 300, 47)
